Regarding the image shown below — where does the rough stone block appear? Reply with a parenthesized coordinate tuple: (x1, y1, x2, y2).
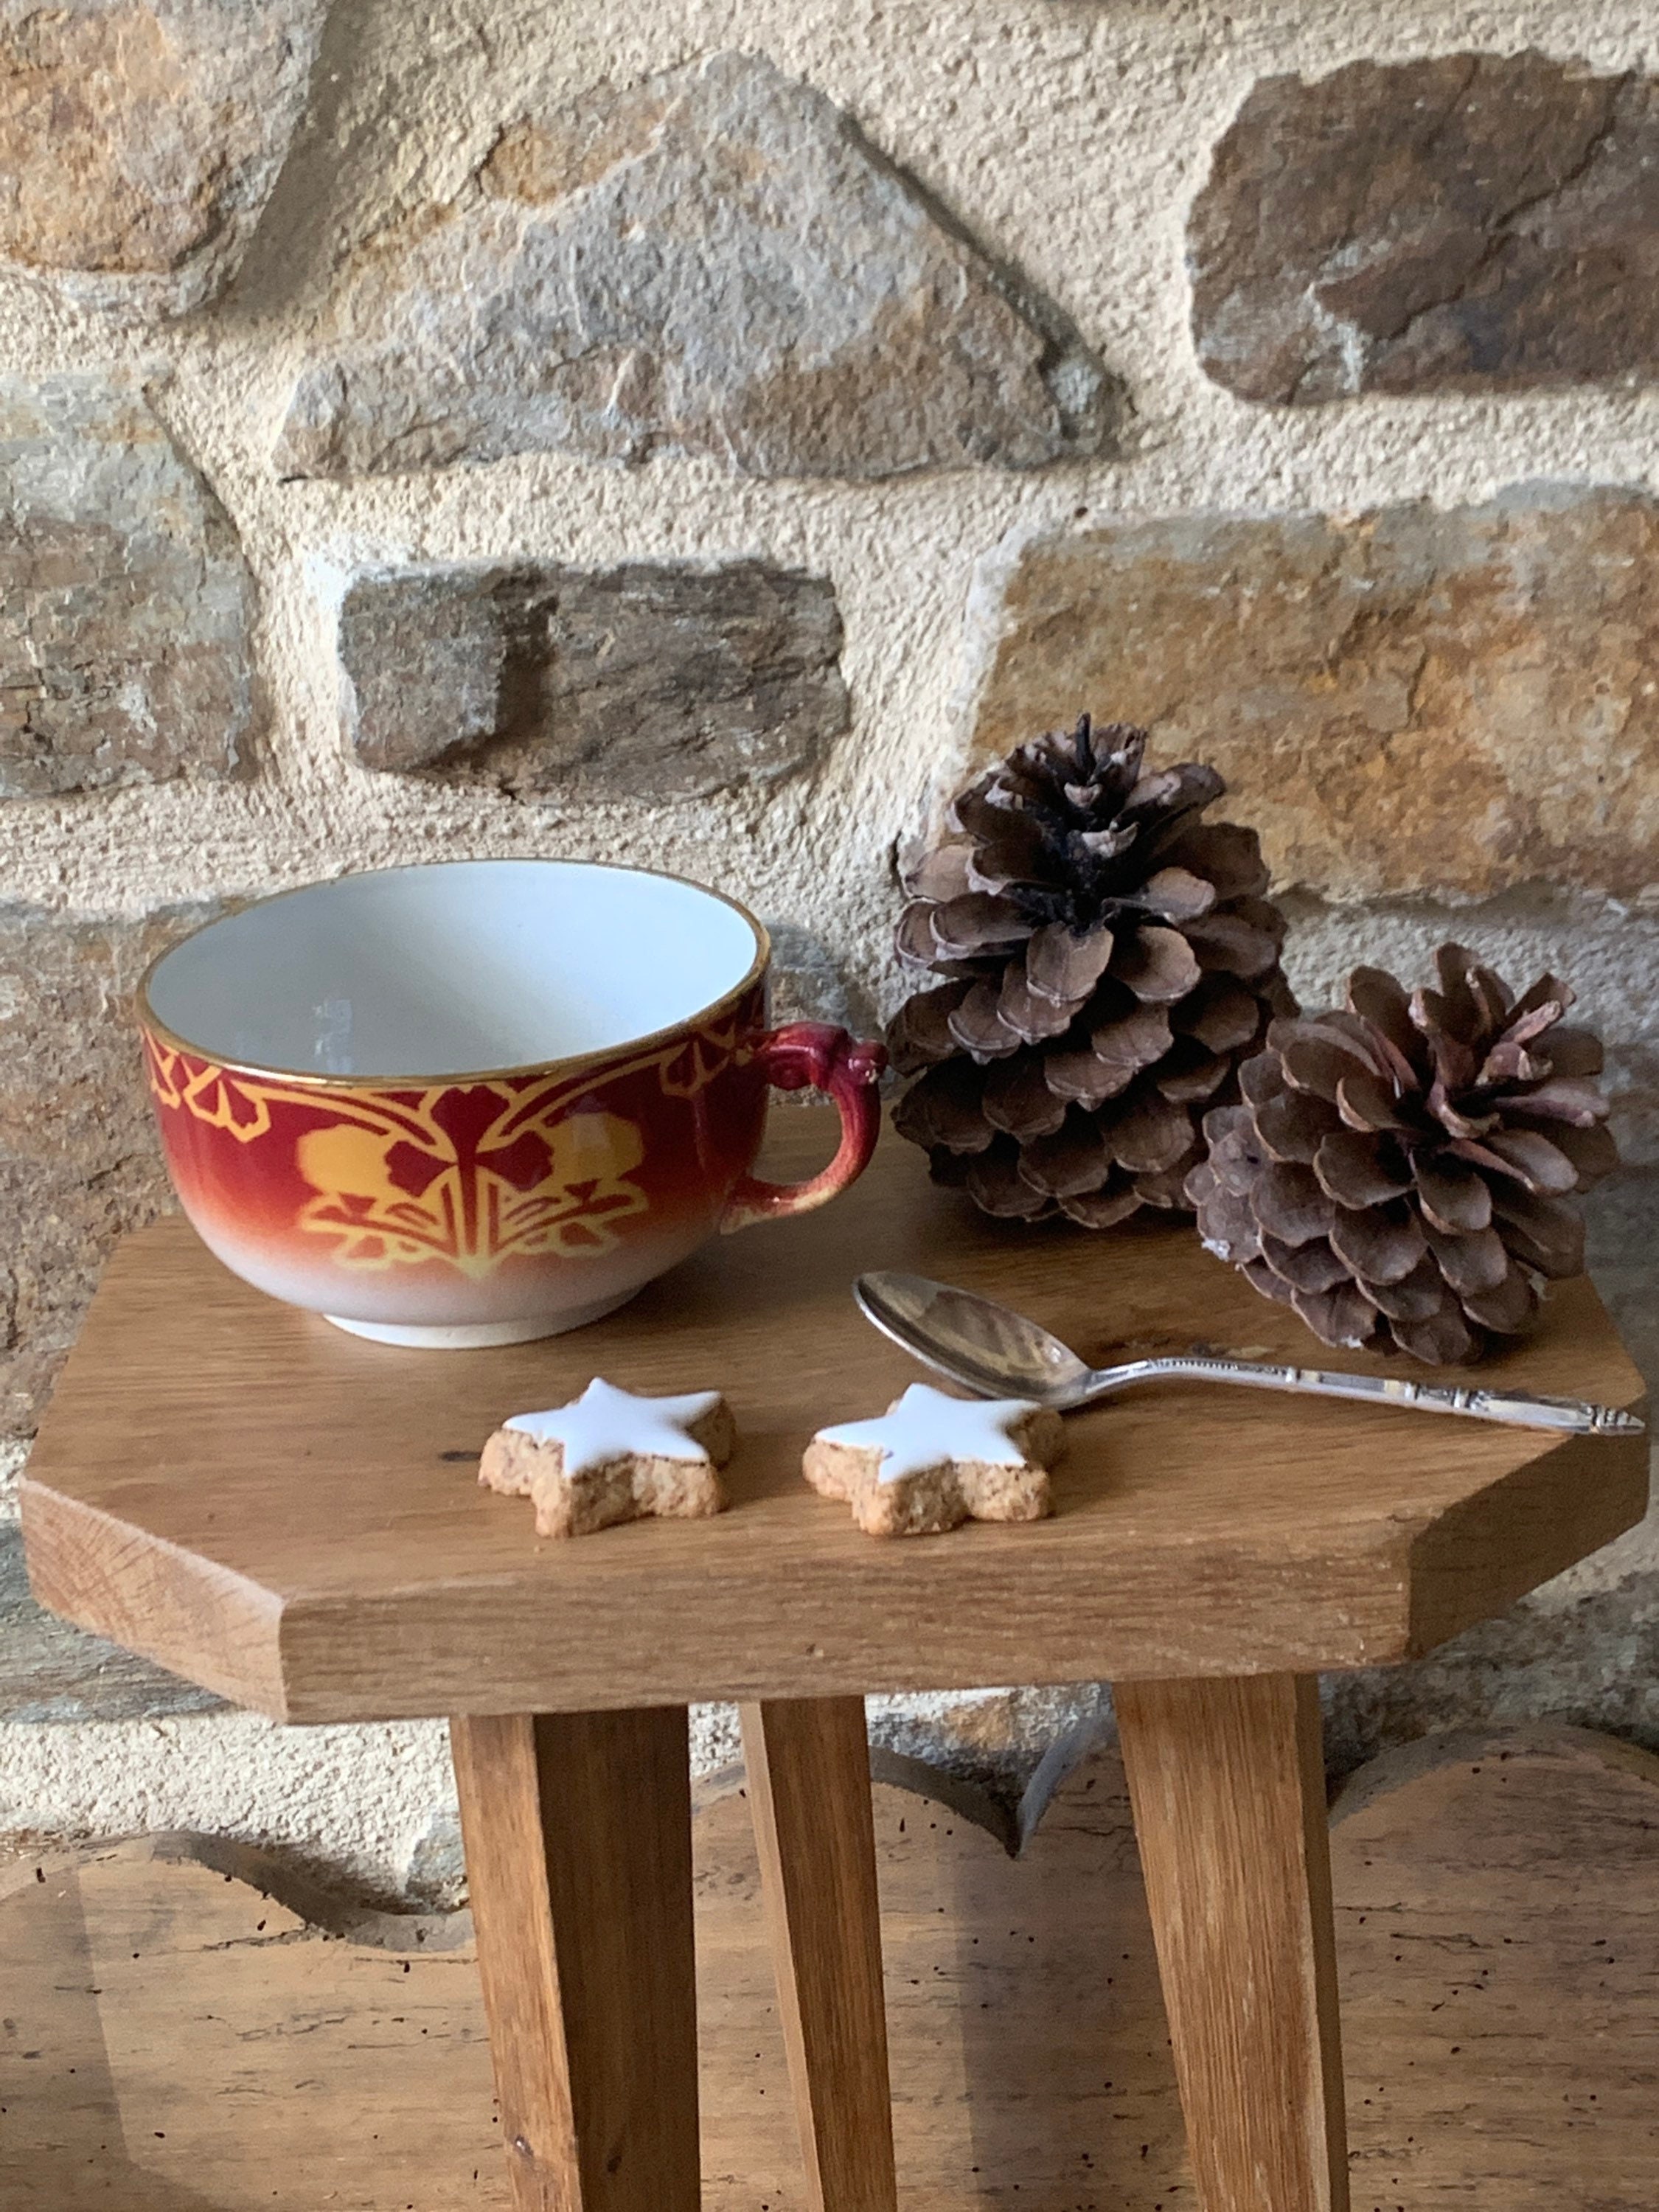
(277, 49, 1119, 479)
(759, 922, 875, 1037)
(1191, 52, 1659, 403)
(1323, 1575, 1659, 1780)
(969, 486, 1659, 901)
(0, 375, 256, 799)
(0, 0, 327, 317)
(0, 902, 215, 1439)
(340, 560, 849, 799)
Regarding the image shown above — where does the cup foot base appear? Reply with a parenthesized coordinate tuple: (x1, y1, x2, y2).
(322, 1292, 639, 1350)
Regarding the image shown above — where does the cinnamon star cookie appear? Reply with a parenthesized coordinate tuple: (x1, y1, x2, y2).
(803, 1382, 1063, 1537)
(480, 1377, 734, 1538)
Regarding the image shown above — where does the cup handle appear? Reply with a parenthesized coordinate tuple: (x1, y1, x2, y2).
(720, 1022, 888, 1233)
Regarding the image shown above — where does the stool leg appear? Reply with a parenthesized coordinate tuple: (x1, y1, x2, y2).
(450, 1708, 700, 2212)
(1115, 1674, 1349, 2212)
(740, 1696, 899, 2212)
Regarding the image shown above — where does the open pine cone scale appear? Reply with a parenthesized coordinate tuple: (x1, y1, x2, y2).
(889, 717, 1295, 1228)
(1187, 945, 1618, 1364)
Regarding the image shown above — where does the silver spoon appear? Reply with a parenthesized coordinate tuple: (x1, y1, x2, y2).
(853, 1270, 1645, 1436)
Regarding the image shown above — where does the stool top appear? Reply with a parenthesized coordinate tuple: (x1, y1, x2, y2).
(22, 1112, 1647, 1722)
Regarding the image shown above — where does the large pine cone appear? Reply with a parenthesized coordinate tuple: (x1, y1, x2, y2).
(888, 715, 1294, 1227)
(1186, 945, 1618, 1365)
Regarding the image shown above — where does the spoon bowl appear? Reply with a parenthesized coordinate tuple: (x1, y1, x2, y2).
(853, 1270, 1094, 1405)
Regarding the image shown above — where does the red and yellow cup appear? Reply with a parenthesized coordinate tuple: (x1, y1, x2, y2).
(139, 860, 886, 1347)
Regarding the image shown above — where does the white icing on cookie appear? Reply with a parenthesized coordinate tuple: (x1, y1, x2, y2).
(507, 1378, 723, 1477)
(813, 1382, 1043, 1484)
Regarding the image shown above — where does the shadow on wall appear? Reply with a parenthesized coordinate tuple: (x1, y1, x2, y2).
(1584, 1166, 1659, 1399)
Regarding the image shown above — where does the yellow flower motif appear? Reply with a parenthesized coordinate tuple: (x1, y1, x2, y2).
(293, 1091, 650, 1278)
(147, 1008, 757, 1278)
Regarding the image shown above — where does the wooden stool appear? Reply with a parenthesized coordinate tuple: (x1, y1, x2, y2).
(22, 1115, 1646, 2212)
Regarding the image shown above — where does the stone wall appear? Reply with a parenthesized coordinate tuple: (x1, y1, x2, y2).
(1, 0, 1656, 1903)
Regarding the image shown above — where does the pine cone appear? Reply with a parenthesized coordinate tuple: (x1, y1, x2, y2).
(1186, 945, 1618, 1365)
(888, 715, 1295, 1227)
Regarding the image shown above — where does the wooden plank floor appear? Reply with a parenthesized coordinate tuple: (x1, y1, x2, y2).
(2, 1725, 1655, 2210)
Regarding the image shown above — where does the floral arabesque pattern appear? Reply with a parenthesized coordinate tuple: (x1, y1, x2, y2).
(142, 1037, 698, 1277)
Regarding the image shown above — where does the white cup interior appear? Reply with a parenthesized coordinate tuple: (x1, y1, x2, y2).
(145, 861, 765, 1078)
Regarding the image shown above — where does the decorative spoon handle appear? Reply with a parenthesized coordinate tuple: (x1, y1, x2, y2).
(1127, 1356, 1643, 1436)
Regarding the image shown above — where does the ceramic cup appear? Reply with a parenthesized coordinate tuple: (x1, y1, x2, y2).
(139, 859, 886, 1348)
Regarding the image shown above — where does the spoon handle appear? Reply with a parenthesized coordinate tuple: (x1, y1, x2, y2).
(1130, 1356, 1643, 1436)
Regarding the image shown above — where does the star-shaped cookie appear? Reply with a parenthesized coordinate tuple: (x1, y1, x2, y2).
(803, 1382, 1064, 1537)
(479, 1377, 735, 1538)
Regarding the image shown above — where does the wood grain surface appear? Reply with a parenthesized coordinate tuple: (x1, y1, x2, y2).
(740, 1697, 898, 2212)
(4, 1726, 1658, 2209)
(1118, 1675, 1348, 2212)
(22, 1113, 1647, 1719)
(450, 1707, 700, 2212)
(0, 1520, 223, 1723)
